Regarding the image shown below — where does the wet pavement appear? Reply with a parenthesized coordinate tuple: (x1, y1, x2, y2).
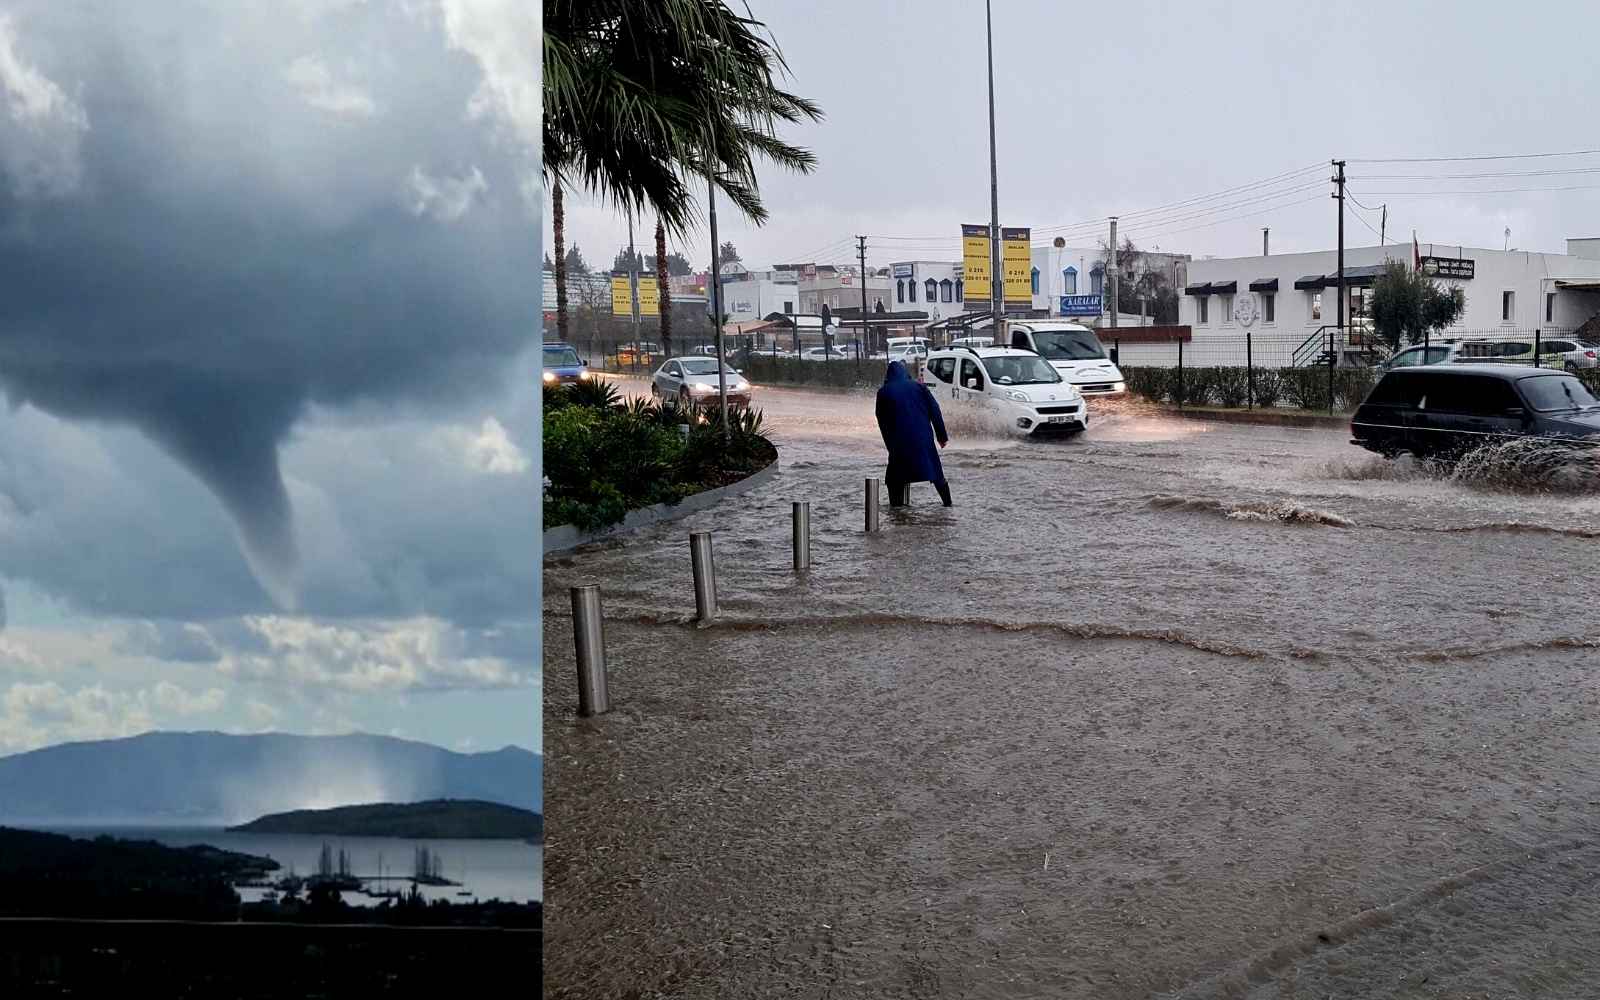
(543, 378, 1600, 999)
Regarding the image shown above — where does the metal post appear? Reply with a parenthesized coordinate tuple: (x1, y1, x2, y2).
(792, 501, 811, 571)
(689, 531, 717, 622)
(1177, 333, 1184, 409)
(1327, 325, 1336, 415)
(985, 0, 1001, 326)
(1109, 217, 1119, 330)
(1534, 328, 1541, 368)
(1246, 329, 1254, 410)
(865, 478, 881, 531)
(706, 174, 730, 443)
(570, 585, 610, 716)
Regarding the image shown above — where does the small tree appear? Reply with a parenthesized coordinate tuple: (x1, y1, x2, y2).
(719, 241, 741, 265)
(1370, 259, 1466, 352)
(564, 245, 591, 277)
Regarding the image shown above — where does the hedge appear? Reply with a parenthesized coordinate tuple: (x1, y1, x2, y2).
(1123, 365, 1378, 412)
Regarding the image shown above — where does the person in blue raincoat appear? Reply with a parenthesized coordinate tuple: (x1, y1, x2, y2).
(875, 360, 952, 507)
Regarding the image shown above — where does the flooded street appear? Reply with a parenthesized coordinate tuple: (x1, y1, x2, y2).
(544, 378, 1600, 998)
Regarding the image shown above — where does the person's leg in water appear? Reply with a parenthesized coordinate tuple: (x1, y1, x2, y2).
(886, 473, 907, 508)
(933, 477, 952, 507)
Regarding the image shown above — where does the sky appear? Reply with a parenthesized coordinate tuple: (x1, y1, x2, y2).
(0, 0, 542, 756)
(552, 0, 1600, 277)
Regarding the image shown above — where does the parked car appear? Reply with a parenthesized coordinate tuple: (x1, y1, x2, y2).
(617, 341, 661, 366)
(1351, 364, 1600, 458)
(542, 342, 590, 386)
(800, 346, 851, 362)
(1540, 337, 1600, 371)
(921, 346, 1087, 436)
(650, 357, 753, 410)
(1378, 343, 1462, 371)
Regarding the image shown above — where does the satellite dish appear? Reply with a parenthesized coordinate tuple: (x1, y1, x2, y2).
(1052, 237, 1066, 248)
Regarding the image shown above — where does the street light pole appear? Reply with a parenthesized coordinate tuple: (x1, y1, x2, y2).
(985, 0, 1002, 331)
(707, 172, 730, 443)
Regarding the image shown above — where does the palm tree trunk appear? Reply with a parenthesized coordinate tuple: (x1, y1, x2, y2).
(553, 181, 569, 343)
(655, 220, 672, 356)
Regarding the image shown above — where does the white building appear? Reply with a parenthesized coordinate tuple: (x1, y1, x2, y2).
(714, 272, 799, 325)
(800, 269, 892, 314)
(1165, 238, 1600, 366)
(887, 261, 967, 326)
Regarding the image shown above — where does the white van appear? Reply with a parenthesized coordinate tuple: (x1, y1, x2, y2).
(1002, 321, 1126, 395)
(885, 336, 930, 365)
(921, 346, 1087, 436)
(948, 336, 994, 351)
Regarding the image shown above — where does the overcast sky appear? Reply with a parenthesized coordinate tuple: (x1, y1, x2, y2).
(553, 0, 1600, 276)
(0, 0, 541, 756)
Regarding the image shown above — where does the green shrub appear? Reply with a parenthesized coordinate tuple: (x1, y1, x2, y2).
(1123, 366, 1170, 403)
(1576, 368, 1600, 395)
(1279, 367, 1332, 410)
(1251, 369, 1283, 408)
(1213, 367, 1250, 408)
(1171, 366, 1210, 406)
(1333, 368, 1379, 410)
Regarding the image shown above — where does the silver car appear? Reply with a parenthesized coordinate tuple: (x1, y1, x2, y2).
(651, 357, 753, 410)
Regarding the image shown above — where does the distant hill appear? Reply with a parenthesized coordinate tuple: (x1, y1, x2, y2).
(228, 799, 542, 840)
(0, 732, 541, 825)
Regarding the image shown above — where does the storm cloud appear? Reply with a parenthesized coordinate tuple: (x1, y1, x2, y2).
(0, 0, 537, 607)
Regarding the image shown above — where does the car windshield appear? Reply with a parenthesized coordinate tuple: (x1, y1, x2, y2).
(981, 356, 1061, 385)
(543, 346, 580, 367)
(681, 359, 735, 376)
(1031, 330, 1106, 360)
(1519, 374, 1600, 412)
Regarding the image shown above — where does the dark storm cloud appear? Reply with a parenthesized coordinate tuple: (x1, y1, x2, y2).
(0, 1, 537, 606)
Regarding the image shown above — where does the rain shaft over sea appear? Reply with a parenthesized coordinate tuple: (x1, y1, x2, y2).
(544, 378, 1600, 999)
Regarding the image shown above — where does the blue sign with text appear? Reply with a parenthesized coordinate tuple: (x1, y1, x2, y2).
(1060, 294, 1103, 316)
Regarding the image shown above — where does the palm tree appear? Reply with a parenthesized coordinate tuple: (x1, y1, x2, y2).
(543, 0, 823, 235)
(552, 181, 568, 343)
(655, 220, 672, 355)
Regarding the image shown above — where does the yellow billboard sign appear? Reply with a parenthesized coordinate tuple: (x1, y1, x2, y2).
(610, 275, 630, 316)
(1002, 227, 1031, 307)
(961, 224, 990, 310)
(638, 276, 659, 316)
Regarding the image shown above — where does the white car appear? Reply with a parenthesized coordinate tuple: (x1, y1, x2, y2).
(800, 346, 851, 362)
(650, 357, 752, 409)
(922, 346, 1087, 436)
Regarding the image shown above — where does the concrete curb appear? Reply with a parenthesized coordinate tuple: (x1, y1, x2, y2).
(1160, 405, 1351, 429)
(543, 457, 781, 557)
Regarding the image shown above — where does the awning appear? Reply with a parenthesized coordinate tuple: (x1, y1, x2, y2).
(1339, 264, 1386, 287)
(1554, 279, 1600, 292)
(1207, 280, 1237, 295)
(1293, 274, 1328, 290)
(1248, 278, 1278, 292)
(1183, 282, 1213, 296)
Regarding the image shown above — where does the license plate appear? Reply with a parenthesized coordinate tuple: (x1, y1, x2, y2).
(1047, 415, 1072, 424)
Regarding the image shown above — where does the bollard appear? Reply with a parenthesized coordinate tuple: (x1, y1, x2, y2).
(570, 585, 610, 716)
(792, 501, 811, 571)
(689, 531, 718, 621)
(865, 478, 881, 532)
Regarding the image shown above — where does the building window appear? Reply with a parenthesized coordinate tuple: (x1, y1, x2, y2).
(896, 280, 904, 303)
(1064, 267, 1077, 294)
(1197, 297, 1209, 324)
(1030, 268, 1040, 295)
(1310, 292, 1322, 322)
(1502, 290, 1515, 322)
(1220, 294, 1233, 324)
(783, 300, 793, 314)
(1090, 267, 1104, 295)
(940, 279, 953, 302)
(909, 281, 917, 303)
(925, 278, 937, 302)
(1263, 292, 1275, 323)
(1547, 292, 1556, 323)
(955, 279, 963, 302)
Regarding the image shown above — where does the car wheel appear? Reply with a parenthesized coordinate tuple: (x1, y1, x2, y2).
(678, 388, 691, 409)
(1566, 362, 1580, 373)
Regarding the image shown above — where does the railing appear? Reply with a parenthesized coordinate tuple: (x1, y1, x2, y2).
(1292, 325, 1335, 367)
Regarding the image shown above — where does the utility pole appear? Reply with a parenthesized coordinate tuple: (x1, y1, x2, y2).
(707, 173, 729, 443)
(857, 236, 869, 361)
(1380, 205, 1387, 247)
(1108, 217, 1119, 329)
(984, 0, 1002, 330)
(627, 212, 640, 338)
(1262, 227, 1269, 257)
(1333, 159, 1346, 356)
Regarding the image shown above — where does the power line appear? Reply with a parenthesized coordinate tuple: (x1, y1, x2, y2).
(1356, 183, 1600, 197)
(1352, 165, 1600, 181)
(1117, 194, 1325, 244)
(1350, 147, 1600, 164)
(1033, 161, 1325, 232)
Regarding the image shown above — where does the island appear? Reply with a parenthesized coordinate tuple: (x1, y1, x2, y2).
(226, 798, 543, 841)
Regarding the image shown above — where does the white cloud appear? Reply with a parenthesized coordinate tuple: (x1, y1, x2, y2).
(0, 12, 88, 197)
(405, 164, 486, 221)
(151, 680, 226, 716)
(218, 615, 528, 693)
(283, 55, 377, 117)
(0, 679, 222, 752)
(439, 0, 537, 147)
(435, 416, 529, 475)
(244, 698, 281, 728)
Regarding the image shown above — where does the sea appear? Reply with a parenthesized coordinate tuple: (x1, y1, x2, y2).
(36, 826, 543, 905)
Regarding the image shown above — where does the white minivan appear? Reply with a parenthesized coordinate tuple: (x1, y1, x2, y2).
(921, 346, 1087, 436)
(885, 336, 930, 365)
(1002, 321, 1126, 395)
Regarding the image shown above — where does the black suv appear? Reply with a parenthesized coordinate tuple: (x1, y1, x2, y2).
(1351, 364, 1600, 458)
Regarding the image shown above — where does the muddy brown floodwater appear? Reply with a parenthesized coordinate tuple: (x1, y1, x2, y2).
(543, 377, 1600, 999)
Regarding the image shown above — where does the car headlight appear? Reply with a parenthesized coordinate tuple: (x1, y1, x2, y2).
(541, 371, 556, 383)
(690, 382, 713, 393)
(579, 370, 592, 380)
(1005, 389, 1031, 403)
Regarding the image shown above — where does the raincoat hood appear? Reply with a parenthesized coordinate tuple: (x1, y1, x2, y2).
(884, 360, 911, 384)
